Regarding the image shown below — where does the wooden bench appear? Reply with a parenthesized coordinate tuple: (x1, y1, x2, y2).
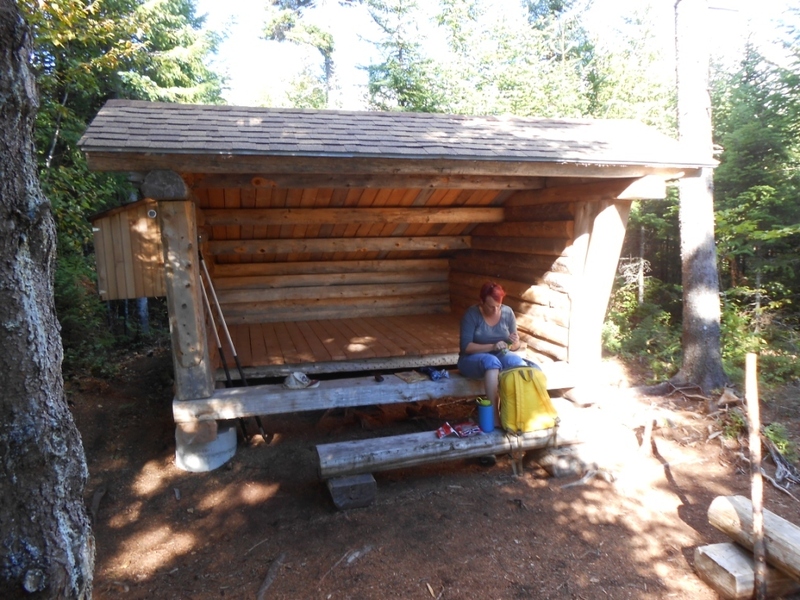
(316, 396, 584, 508)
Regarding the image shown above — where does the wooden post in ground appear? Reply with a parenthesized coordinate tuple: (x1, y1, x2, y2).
(746, 352, 767, 600)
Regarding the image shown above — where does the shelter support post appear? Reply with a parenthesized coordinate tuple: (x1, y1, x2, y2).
(567, 200, 632, 391)
(157, 199, 214, 401)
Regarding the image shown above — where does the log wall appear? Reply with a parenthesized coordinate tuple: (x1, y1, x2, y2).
(449, 198, 575, 363)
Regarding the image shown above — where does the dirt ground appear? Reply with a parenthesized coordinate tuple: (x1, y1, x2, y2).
(68, 349, 800, 600)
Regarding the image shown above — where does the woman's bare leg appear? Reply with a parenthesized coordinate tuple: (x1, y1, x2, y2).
(484, 368, 500, 421)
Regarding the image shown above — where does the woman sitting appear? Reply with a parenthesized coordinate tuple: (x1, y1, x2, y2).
(457, 281, 525, 418)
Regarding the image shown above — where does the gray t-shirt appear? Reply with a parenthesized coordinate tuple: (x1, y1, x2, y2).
(459, 304, 517, 355)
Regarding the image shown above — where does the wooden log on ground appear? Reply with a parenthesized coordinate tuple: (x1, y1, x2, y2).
(694, 543, 800, 599)
(317, 402, 580, 479)
(708, 495, 800, 582)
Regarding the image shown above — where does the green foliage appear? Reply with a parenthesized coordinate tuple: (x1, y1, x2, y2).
(20, 0, 223, 377)
(763, 422, 798, 464)
(54, 254, 117, 377)
(603, 277, 682, 382)
(720, 408, 746, 440)
(365, 0, 447, 112)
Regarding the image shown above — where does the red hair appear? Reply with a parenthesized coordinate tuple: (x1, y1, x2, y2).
(479, 281, 505, 303)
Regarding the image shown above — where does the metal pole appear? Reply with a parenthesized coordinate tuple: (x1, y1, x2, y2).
(199, 253, 268, 442)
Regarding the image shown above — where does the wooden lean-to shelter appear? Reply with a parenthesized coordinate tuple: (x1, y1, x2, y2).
(80, 99, 710, 477)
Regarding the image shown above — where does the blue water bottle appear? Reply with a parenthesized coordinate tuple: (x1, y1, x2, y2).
(477, 397, 494, 433)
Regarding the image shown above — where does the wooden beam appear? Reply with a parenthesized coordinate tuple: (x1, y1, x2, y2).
(177, 362, 574, 420)
(188, 173, 547, 190)
(85, 151, 692, 178)
(216, 281, 449, 304)
(448, 271, 570, 311)
(203, 207, 504, 226)
(213, 269, 447, 291)
(213, 258, 449, 278)
(505, 178, 645, 207)
(158, 201, 214, 400)
(694, 543, 800, 600)
(708, 495, 800, 582)
(219, 296, 451, 324)
(173, 372, 485, 421)
(208, 236, 470, 256)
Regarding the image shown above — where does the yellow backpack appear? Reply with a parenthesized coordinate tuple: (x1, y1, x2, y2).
(499, 366, 559, 434)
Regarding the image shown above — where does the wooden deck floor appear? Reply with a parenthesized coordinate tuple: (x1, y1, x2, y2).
(217, 314, 462, 379)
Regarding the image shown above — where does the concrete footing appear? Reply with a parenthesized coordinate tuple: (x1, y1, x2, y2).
(175, 423, 236, 472)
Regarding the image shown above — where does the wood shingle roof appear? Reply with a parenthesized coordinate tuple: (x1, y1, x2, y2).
(79, 100, 713, 171)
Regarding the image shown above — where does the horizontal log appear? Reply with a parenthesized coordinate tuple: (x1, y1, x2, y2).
(448, 270, 570, 311)
(505, 178, 640, 207)
(204, 207, 504, 226)
(708, 495, 800, 582)
(208, 236, 470, 256)
(174, 372, 485, 422)
(504, 296, 570, 328)
(448, 281, 569, 329)
(188, 173, 548, 190)
(317, 397, 581, 478)
(470, 220, 574, 239)
(516, 314, 570, 347)
(217, 281, 449, 304)
(450, 249, 571, 276)
(213, 269, 448, 291)
(470, 236, 570, 258)
(213, 258, 449, 278)
(219, 296, 451, 324)
(694, 543, 800, 600)
(504, 202, 575, 222)
(518, 331, 568, 362)
(504, 176, 667, 206)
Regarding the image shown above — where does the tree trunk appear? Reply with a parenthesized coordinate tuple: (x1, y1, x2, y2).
(0, 3, 94, 598)
(672, 0, 727, 393)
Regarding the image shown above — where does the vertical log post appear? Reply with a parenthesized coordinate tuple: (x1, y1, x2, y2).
(158, 200, 214, 401)
(568, 200, 632, 371)
(746, 352, 766, 600)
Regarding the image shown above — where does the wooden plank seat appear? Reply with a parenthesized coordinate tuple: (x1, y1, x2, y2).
(216, 314, 463, 379)
(172, 362, 574, 423)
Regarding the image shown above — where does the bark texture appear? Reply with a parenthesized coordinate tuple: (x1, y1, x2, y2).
(0, 3, 94, 598)
(672, 0, 727, 393)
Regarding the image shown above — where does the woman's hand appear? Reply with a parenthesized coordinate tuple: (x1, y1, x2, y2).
(493, 341, 508, 352)
(507, 332, 519, 349)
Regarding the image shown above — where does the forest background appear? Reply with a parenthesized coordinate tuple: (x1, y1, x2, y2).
(21, 0, 800, 391)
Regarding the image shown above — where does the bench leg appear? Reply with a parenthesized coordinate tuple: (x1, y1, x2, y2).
(326, 474, 377, 510)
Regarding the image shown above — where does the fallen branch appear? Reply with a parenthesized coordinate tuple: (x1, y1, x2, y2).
(256, 552, 286, 600)
(762, 470, 800, 503)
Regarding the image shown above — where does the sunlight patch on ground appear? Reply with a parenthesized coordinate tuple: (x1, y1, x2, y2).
(109, 526, 196, 578)
(238, 481, 281, 505)
(133, 459, 172, 496)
